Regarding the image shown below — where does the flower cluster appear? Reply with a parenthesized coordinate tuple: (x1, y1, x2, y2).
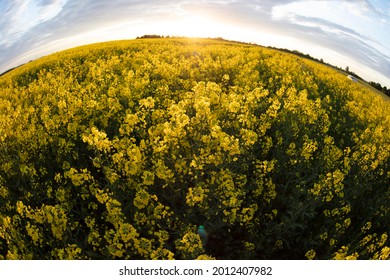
(0, 38, 388, 259)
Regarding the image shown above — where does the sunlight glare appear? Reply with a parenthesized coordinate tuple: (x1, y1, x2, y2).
(172, 13, 224, 38)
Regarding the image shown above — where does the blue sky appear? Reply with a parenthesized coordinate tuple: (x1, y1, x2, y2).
(1, 0, 390, 87)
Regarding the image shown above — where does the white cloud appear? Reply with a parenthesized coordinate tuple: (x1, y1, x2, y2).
(268, 0, 390, 85)
(0, 0, 66, 47)
(38, 0, 67, 22)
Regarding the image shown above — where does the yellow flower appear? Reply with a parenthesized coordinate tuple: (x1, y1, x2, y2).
(151, 248, 175, 260)
(196, 254, 216, 260)
(133, 189, 150, 209)
(305, 249, 316, 260)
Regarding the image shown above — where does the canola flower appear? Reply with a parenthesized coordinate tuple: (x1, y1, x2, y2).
(0, 38, 388, 260)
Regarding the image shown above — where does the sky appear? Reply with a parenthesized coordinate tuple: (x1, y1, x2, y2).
(1, 0, 390, 87)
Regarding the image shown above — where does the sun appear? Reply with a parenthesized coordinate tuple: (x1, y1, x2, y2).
(172, 13, 225, 38)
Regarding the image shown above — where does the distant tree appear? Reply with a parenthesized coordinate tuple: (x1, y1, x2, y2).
(345, 66, 350, 73)
(369, 81, 382, 91)
(381, 86, 390, 97)
(368, 82, 390, 97)
(137, 34, 164, 39)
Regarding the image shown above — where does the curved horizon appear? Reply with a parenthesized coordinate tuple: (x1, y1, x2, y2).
(1, 0, 390, 87)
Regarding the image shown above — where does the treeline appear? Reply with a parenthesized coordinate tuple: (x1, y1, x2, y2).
(271, 47, 366, 80)
(136, 34, 186, 39)
(270, 47, 326, 64)
(136, 34, 227, 41)
(0, 61, 33, 77)
(369, 81, 390, 97)
(0, 66, 20, 77)
(268, 47, 390, 98)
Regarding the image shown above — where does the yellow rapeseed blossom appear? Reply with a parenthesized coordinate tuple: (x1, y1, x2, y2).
(0, 38, 389, 260)
(305, 249, 316, 260)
